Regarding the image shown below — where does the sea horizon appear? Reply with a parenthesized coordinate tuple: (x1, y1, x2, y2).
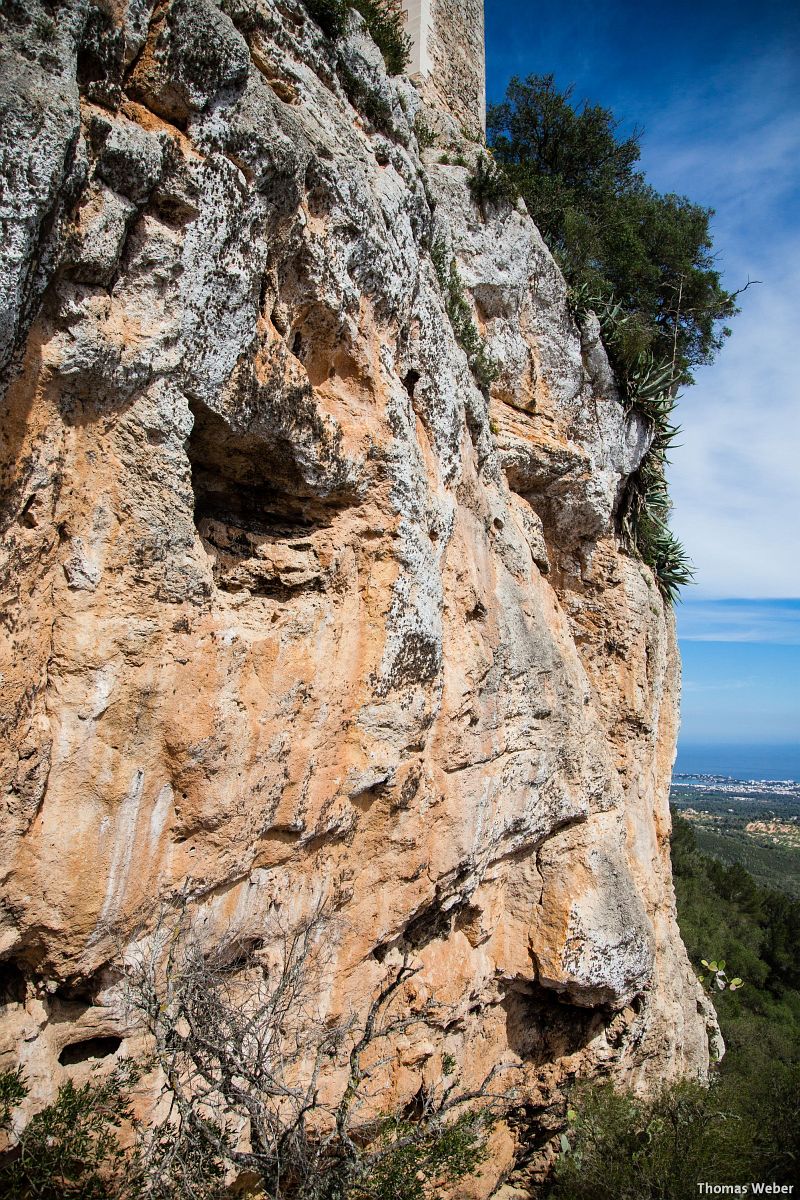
(674, 741, 800, 783)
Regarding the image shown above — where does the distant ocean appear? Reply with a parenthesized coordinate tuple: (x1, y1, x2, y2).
(674, 743, 800, 783)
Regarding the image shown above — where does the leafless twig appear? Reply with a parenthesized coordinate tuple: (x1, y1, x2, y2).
(122, 901, 518, 1199)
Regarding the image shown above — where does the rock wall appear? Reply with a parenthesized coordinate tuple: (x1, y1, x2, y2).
(0, 0, 717, 1192)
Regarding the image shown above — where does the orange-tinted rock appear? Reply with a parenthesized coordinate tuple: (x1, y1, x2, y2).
(0, 1, 718, 1189)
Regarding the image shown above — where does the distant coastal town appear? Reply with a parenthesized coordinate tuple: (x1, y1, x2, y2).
(671, 774, 800, 895)
(674, 774, 800, 798)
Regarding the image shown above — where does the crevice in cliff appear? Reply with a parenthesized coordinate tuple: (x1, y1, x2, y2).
(403, 895, 463, 949)
(502, 981, 617, 1071)
(0, 960, 26, 1006)
(187, 396, 351, 594)
(402, 369, 420, 399)
(373, 878, 476, 960)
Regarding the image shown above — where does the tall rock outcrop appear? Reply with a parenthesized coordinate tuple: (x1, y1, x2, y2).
(0, 0, 718, 1191)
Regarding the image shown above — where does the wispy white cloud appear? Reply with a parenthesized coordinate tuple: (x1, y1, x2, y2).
(668, 244, 800, 598)
(683, 678, 753, 692)
(639, 49, 800, 208)
(636, 52, 800, 598)
(677, 599, 800, 644)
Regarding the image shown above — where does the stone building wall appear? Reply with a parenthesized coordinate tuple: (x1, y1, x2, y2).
(403, 0, 486, 134)
(403, 0, 433, 76)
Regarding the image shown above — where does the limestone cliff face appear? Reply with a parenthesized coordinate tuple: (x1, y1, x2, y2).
(0, 0, 718, 1191)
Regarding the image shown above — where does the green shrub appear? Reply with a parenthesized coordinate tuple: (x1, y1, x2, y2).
(628, 496, 695, 604)
(304, 0, 349, 39)
(548, 1080, 751, 1200)
(431, 238, 499, 393)
(413, 113, 436, 150)
(304, 0, 411, 75)
(349, 1110, 492, 1200)
(671, 813, 800, 1181)
(34, 13, 58, 42)
(467, 154, 517, 219)
(352, 0, 410, 75)
(0, 1063, 137, 1200)
(0, 1067, 26, 1130)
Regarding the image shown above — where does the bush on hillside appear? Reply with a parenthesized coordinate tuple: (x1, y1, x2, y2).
(546, 1068, 800, 1200)
(547, 1080, 748, 1200)
(0, 1063, 136, 1199)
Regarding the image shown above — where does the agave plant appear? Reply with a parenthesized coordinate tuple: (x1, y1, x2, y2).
(570, 284, 694, 605)
(622, 350, 679, 418)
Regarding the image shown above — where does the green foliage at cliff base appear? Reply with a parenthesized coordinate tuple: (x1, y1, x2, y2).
(540, 813, 800, 1197)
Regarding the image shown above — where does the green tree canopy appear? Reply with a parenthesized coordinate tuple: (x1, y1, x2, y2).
(488, 74, 740, 382)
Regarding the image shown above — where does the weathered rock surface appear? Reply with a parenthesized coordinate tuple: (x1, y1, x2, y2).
(0, 0, 718, 1191)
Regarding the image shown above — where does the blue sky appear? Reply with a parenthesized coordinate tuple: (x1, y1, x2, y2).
(485, 0, 800, 750)
(679, 602, 800, 743)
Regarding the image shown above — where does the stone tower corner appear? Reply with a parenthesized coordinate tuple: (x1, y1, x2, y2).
(402, 0, 486, 135)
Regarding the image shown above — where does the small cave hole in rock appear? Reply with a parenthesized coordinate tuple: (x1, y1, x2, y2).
(402, 1086, 427, 1122)
(50, 979, 99, 1019)
(402, 369, 420, 399)
(186, 398, 351, 595)
(291, 330, 304, 360)
(0, 960, 26, 1005)
(371, 941, 390, 963)
(58, 1035, 122, 1066)
(217, 938, 265, 972)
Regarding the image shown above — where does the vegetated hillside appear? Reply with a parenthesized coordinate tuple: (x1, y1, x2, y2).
(690, 826, 800, 898)
(671, 781, 800, 897)
(539, 812, 800, 1198)
(671, 810, 800, 1085)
